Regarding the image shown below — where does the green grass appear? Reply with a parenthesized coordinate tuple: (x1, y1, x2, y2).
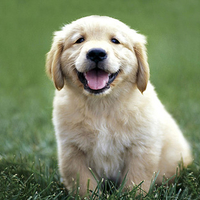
(0, 0, 200, 199)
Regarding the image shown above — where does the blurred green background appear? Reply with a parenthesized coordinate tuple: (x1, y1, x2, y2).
(0, 0, 200, 164)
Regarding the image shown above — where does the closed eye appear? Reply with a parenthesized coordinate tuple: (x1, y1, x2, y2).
(75, 37, 85, 44)
(111, 38, 120, 44)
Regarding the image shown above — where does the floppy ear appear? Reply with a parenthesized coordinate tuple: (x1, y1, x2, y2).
(134, 35, 150, 93)
(46, 33, 64, 90)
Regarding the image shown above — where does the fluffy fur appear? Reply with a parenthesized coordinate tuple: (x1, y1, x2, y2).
(46, 16, 192, 196)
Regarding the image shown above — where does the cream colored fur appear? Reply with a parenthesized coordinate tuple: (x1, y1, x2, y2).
(46, 16, 192, 196)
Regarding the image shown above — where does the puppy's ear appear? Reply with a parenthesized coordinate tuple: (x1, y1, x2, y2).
(46, 33, 64, 90)
(134, 34, 149, 93)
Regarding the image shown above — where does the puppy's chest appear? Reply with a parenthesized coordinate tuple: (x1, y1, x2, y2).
(86, 128, 132, 178)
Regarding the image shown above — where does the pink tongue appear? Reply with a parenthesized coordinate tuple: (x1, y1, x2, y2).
(85, 69, 109, 90)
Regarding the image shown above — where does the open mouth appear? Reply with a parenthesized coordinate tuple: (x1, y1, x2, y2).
(77, 68, 119, 94)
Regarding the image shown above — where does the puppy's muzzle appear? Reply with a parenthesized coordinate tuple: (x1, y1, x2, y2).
(77, 48, 119, 94)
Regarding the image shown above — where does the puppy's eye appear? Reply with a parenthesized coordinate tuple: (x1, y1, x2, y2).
(75, 37, 85, 44)
(111, 38, 120, 44)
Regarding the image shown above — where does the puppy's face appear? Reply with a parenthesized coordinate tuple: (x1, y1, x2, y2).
(46, 16, 149, 96)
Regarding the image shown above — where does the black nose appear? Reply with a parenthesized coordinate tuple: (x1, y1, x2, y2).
(87, 48, 107, 63)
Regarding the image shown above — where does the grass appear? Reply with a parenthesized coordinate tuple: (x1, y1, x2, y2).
(0, 158, 199, 199)
(0, 0, 200, 199)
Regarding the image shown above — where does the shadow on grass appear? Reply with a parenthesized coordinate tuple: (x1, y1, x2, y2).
(0, 157, 68, 200)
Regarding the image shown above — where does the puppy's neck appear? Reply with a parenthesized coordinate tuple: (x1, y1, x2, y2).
(63, 84, 142, 115)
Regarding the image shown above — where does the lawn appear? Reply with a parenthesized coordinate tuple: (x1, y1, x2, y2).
(0, 0, 200, 199)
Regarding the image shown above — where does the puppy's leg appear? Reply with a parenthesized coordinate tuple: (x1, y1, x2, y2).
(58, 145, 97, 197)
(122, 151, 160, 193)
(156, 132, 192, 183)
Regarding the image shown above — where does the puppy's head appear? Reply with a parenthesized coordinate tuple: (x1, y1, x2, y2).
(46, 16, 149, 95)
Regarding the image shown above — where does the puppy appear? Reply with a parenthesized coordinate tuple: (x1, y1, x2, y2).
(46, 15, 192, 196)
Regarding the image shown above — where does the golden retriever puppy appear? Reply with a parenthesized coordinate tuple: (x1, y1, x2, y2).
(46, 15, 192, 196)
